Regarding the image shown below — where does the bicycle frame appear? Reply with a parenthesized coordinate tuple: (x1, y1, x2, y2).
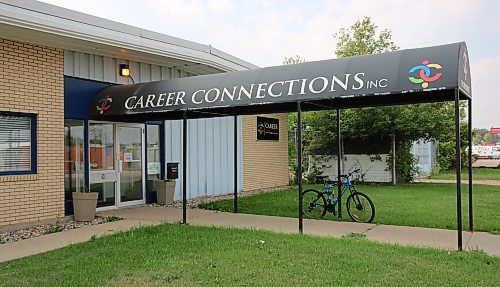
(322, 177, 356, 207)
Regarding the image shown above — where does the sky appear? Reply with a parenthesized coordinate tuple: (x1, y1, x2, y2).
(39, 0, 500, 129)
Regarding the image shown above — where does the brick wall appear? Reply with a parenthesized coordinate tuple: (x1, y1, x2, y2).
(0, 39, 64, 226)
(242, 114, 289, 191)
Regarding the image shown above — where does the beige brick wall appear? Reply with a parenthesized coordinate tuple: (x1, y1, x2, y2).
(0, 39, 64, 227)
(242, 114, 289, 191)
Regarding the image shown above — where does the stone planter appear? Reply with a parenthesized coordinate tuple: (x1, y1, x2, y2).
(72, 192, 98, 222)
(155, 180, 176, 205)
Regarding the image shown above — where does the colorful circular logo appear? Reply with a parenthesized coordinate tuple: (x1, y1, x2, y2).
(96, 95, 112, 114)
(408, 60, 443, 88)
(257, 123, 265, 135)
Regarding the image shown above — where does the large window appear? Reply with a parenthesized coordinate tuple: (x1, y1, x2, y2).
(0, 113, 36, 175)
(64, 120, 86, 199)
(146, 124, 161, 193)
(89, 123, 114, 171)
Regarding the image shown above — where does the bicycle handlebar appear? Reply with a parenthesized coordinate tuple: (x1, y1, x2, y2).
(319, 169, 360, 184)
(339, 169, 361, 178)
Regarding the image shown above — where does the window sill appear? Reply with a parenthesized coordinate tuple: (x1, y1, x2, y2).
(0, 174, 38, 182)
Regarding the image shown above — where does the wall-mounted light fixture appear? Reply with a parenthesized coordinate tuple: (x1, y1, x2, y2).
(119, 64, 130, 77)
(119, 63, 135, 83)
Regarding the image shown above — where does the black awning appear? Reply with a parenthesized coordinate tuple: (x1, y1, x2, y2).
(90, 42, 471, 120)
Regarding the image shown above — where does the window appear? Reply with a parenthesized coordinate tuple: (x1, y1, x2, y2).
(146, 125, 161, 193)
(64, 119, 86, 198)
(0, 112, 37, 175)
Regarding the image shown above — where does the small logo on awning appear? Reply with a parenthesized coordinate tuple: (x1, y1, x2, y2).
(408, 60, 442, 88)
(96, 95, 113, 114)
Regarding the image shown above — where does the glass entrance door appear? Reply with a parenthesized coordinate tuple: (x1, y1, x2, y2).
(89, 123, 117, 208)
(89, 122, 145, 209)
(117, 125, 145, 206)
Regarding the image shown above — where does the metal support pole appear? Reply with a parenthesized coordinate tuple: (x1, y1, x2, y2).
(454, 89, 463, 251)
(182, 110, 188, 224)
(468, 98, 473, 231)
(234, 115, 238, 213)
(337, 109, 342, 220)
(297, 102, 303, 233)
(392, 133, 397, 185)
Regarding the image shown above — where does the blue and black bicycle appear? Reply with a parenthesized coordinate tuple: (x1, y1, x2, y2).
(302, 169, 375, 223)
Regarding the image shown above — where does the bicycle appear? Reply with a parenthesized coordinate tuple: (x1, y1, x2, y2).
(302, 169, 375, 223)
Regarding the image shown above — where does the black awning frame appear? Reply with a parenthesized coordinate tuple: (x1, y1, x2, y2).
(89, 42, 473, 251)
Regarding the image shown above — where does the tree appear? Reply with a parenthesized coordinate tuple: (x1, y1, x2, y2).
(484, 133, 493, 144)
(334, 16, 398, 57)
(472, 128, 489, 144)
(282, 55, 306, 65)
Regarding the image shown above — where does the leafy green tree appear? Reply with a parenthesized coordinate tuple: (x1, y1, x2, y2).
(484, 133, 493, 144)
(334, 16, 398, 57)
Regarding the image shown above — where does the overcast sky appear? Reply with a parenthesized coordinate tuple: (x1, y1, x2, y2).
(40, 0, 500, 129)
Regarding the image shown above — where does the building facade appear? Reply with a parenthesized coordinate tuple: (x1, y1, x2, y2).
(0, 0, 288, 227)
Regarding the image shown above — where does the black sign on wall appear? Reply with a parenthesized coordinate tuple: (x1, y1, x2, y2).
(257, 117, 279, 141)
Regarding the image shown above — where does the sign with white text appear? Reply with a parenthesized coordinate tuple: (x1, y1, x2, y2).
(257, 117, 279, 141)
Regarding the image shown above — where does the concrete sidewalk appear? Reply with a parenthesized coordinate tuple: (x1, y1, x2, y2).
(416, 178, 500, 186)
(0, 206, 499, 263)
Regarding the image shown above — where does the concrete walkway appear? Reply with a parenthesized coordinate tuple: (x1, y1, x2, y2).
(0, 206, 499, 263)
(416, 178, 500, 186)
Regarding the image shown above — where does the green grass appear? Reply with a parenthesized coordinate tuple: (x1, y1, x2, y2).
(0, 224, 498, 286)
(429, 168, 500, 180)
(200, 183, 500, 234)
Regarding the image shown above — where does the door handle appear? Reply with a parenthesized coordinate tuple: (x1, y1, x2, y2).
(119, 160, 123, 172)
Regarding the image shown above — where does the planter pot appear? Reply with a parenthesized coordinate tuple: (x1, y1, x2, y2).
(155, 180, 176, 205)
(72, 192, 98, 222)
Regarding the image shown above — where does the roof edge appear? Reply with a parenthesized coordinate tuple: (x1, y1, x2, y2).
(0, 0, 258, 71)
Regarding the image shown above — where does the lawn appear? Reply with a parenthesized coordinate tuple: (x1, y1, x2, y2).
(429, 168, 500, 180)
(0, 224, 498, 286)
(199, 183, 500, 234)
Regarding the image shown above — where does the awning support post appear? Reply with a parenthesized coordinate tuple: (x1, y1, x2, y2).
(454, 89, 463, 251)
(182, 110, 188, 224)
(337, 109, 342, 220)
(297, 101, 303, 234)
(234, 115, 238, 213)
(468, 98, 473, 231)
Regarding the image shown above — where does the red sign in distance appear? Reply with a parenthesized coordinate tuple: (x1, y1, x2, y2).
(490, 128, 500, 135)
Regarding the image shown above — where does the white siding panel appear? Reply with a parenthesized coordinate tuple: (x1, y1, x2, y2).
(79, 52, 89, 78)
(103, 56, 116, 83)
(161, 67, 170, 80)
(64, 50, 74, 75)
(64, 51, 192, 83)
(167, 117, 243, 200)
(151, 65, 161, 81)
(206, 119, 215, 194)
(94, 55, 104, 80)
(88, 54, 95, 80)
(139, 62, 151, 83)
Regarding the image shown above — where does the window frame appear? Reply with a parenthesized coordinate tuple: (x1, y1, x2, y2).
(0, 111, 37, 176)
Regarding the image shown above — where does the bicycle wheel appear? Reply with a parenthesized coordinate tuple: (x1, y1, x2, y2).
(346, 192, 375, 223)
(301, 189, 327, 219)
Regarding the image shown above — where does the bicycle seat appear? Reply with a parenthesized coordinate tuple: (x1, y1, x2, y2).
(315, 175, 329, 184)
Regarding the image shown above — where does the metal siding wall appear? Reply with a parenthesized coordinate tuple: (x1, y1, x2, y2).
(63, 51, 188, 84)
(166, 117, 243, 201)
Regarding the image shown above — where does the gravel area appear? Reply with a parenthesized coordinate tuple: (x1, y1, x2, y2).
(149, 186, 289, 209)
(0, 216, 118, 245)
(1, 187, 286, 244)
